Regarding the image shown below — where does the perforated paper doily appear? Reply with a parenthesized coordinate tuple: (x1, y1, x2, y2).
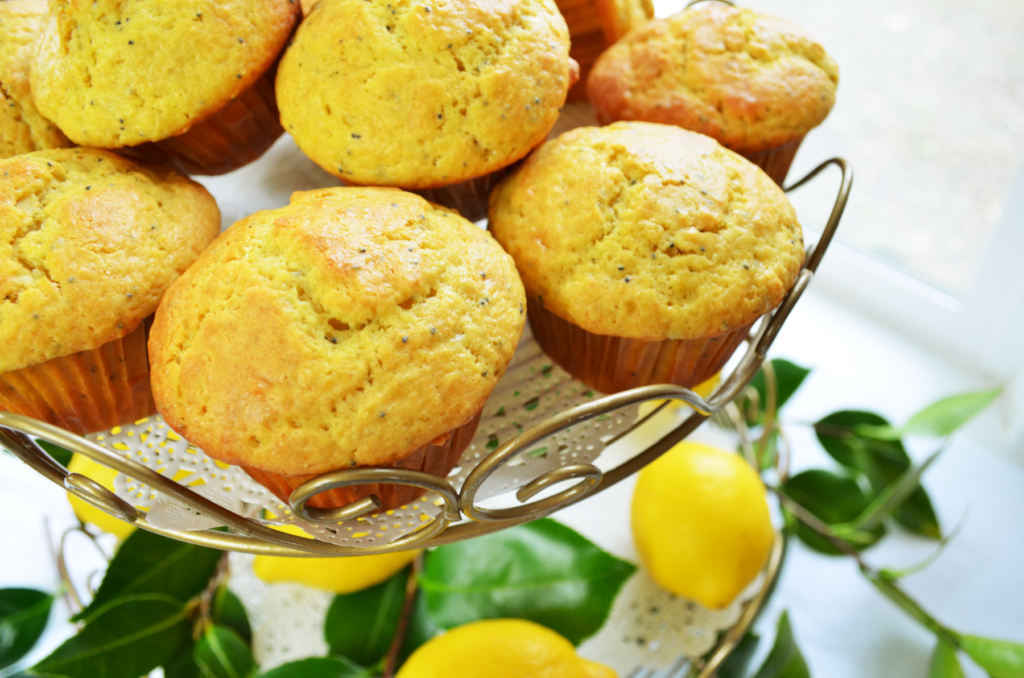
(91, 325, 640, 547)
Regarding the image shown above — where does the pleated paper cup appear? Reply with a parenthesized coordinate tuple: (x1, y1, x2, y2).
(527, 298, 752, 395)
(120, 66, 284, 176)
(740, 136, 804, 187)
(242, 410, 483, 513)
(0, 320, 156, 435)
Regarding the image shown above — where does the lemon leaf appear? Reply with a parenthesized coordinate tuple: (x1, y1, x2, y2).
(744, 359, 811, 425)
(782, 470, 885, 554)
(212, 587, 251, 644)
(258, 656, 370, 677)
(815, 411, 941, 540)
(74, 530, 222, 622)
(164, 638, 201, 678)
(31, 594, 190, 678)
(396, 593, 442, 670)
(960, 635, 1024, 678)
(419, 519, 635, 645)
(902, 388, 1001, 438)
(930, 638, 965, 678)
(194, 625, 254, 678)
(751, 611, 810, 678)
(324, 567, 408, 668)
(36, 440, 74, 468)
(0, 588, 53, 670)
(716, 631, 760, 678)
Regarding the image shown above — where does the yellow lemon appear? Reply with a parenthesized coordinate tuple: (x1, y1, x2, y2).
(631, 441, 774, 610)
(252, 524, 420, 594)
(638, 372, 721, 419)
(397, 619, 616, 678)
(66, 453, 135, 541)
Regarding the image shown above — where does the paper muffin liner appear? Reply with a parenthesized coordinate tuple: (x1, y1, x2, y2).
(527, 298, 753, 395)
(560, 0, 653, 101)
(411, 167, 516, 223)
(241, 410, 483, 513)
(0, 320, 155, 435)
(740, 136, 804, 187)
(121, 65, 284, 176)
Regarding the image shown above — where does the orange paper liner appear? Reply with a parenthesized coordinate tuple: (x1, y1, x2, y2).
(242, 410, 483, 513)
(527, 298, 753, 395)
(561, 0, 653, 101)
(740, 136, 804, 187)
(120, 65, 284, 176)
(0, 320, 156, 435)
(412, 166, 517, 223)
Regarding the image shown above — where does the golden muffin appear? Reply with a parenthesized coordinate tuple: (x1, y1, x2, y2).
(0, 0, 71, 160)
(587, 3, 838, 184)
(277, 0, 577, 191)
(30, 0, 299, 175)
(555, 0, 654, 102)
(489, 122, 804, 393)
(149, 187, 525, 511)
(0, 148, 220, 434)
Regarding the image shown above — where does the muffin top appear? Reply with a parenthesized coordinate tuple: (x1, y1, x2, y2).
(277, 0, 576, 189)
(31, 0, 299, 148)
(149, 187, 525, 476)
(0, 0, 71, 159)
(0, 148, 220, 373)
(489, 122, 804, 341)
(587, 4, 838, 153)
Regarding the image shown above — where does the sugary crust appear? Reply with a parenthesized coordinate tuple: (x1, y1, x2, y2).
(587, 4, 838, 153)
(31, 0, 298, 147)
(488, 122, 804, 340)
(0, 0, 71, 159)
(0, 148, 221, 372)
(149, 187, 525, 475)
(276, 0, 575, 189)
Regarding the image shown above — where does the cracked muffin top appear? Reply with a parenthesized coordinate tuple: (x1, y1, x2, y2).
(488, 122, 804, 341)
(0, 0, 71, 159)
(587, 4, 838, 153)
(276, 0, 577, 189)
(0, 148, 220, 373)
(149, 187, 525, 476)
(30, 0, 298, 148)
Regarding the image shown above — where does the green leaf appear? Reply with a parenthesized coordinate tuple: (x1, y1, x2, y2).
(36, 441, 73, 468)
(258, 656, 369, 678)
(782, 470, 885, 554)
(31, 594, 190, 678)
(212, 587, 251, 644)
(960, 635, 1024, 678)
(752, 611, 810, 678)
(930, 638, 965, 678)
(194, 626, 254, 678)
(324, 568, 407, 667)
(903, 388, 1001, 438)
(0, 588, 53, 670)
(745, 360, 812, 425)
(839, 446, 944, 534)
(815, 411, 941, 539)
(419, 518, 635, 645)
(164, 639, 201, 678)
(717, 631, 760, 678)
(75, 529, 223, 621)
(396, 593, 442, 670)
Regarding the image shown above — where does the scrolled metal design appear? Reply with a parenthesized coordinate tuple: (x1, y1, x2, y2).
(0, 158, 851, 560)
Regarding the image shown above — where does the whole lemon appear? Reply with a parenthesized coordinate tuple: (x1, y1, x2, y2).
(397, 619, 616, 678)
(252, 524, 420, 594)
(66, 453, 135, 541)
(631, 441, 774, 610)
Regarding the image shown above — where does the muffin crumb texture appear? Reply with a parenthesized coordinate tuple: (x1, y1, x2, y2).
(277, 0, 573, 188)
(489, 122, 805, 341)
(31, 0, 298, 147)
(149, 188, 525, 475)
(0, 0, 71, 159)
(587, 4, 838, 153)
(0, 148, 221, 372)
